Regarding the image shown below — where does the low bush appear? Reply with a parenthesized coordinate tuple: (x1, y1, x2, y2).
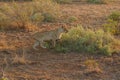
(67, 16, 78, 23)
(55, 26, 120, 56)
(42, 13, 57, 22)
(103, 11, 120, 35)
(87, 0, 109, 4)
(0, 0, 61, 31)
(84, 60, 98, 67)
(54, 0, 72, 4)
(108, 11, 120, 21)
(0, 77, 8, 80)
(103, 19, 119, 35)
(0, 12, 11, 31)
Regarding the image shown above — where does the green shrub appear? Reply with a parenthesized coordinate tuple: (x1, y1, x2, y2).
(54, 0, 72, 4)
(103, 11, 120, 35)
(33, 0, 61, 20)
(0, 78, 7, 80)
(42, 13, 57, 22)
(0, 12, 11, 31)
(103, 19, 119, 35)
(87, 0, 109, 4)
(108, 11, 120, 21)
(0, 0, 61, 31)
(0, 77, 8, 80)
(31, 13, 44, 24)
(55, 26, 120, 56)
(67, 16, 78, 23)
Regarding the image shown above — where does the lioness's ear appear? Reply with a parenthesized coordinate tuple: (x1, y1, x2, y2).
(61, 26, 64, 28)
(64, 26, 68, 32)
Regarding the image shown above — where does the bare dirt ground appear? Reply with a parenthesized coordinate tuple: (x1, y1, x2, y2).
(0, 1, 120, 80)
(61, 2, 120, 27)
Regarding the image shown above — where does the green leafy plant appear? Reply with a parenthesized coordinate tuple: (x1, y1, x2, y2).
(67, 16, 78, 23)
(55, 26, 120, 56)
(87, 0, 109, 4)
(0, 12, 11, 31)
(54, 0, 72, 4)
(103, 11, 120, 35)
(108, 11, 120, 21)
(0, 78, 8, 80)
(42, 13, 57, 22)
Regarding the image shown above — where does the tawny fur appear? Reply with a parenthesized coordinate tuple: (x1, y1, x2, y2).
(32, 26, 67, 50)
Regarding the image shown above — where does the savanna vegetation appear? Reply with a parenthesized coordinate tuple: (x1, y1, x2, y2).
(0, 0, 61, 31)
(0, 0, 120, 80)
(55, 26, 120, 56)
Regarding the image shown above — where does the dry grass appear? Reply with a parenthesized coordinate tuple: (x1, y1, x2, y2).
(84, 59, 102, 73)
(0, 40, 15, 51)
(0, 1, 120, 80)
(0, 0, 61, 31)
(12, 52, 27, 65)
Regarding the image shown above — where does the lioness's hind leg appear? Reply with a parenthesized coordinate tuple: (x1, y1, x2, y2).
(33, 40, 39, 50)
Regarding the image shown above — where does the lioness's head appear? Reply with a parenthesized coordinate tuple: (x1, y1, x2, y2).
(58, 26, 68, 33)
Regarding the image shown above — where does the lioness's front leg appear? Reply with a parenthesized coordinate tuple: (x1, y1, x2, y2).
(33, 40, 39, 50)
(52, 40, 56, 48)
(40, 41, 47, 48)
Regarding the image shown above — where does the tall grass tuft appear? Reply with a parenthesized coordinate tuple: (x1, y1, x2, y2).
(0, 0, 61, 31)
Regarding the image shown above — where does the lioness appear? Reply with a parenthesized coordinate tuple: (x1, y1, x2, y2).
(32, 26, 67, 50)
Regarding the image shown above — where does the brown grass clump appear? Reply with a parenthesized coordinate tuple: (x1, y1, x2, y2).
(84, 59, 103, 74)
(12, 50, 28, 65)
(0, 40, 15, 51)
(0, 0, 61, 31)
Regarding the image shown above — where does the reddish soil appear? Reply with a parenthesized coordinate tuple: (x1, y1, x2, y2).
(61, 2, 120, 27)
(0, 1, 120, 80)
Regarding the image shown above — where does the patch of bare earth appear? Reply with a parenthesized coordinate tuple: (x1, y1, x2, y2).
(0, 1, 120, 80)
(61, 2, 120, 27)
